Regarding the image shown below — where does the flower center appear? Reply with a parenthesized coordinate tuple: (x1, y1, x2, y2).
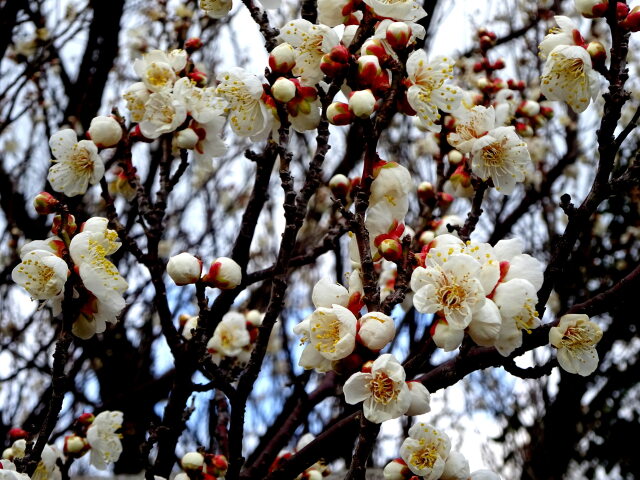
(437, 283, 465, 309)
(410, 442, 438, 470)
(314, 318, 340, 353)
(146, 63, 173, 88)
(481, 139, 507, 168)
(369, 372, 397, 404)
(71, 146, 94, 173)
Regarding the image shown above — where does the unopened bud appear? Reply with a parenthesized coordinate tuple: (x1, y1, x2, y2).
(64, 435, 89, 457)
(271, 77, 297, 102)
(269, 43, 296, 73)
(88, 115, 123, 148)
(51, 214, 77, 236)
(405, 381, 431, 416)
(349, 89, 376, 118)
(174, 128, 199, 149)
(378, 238, 403, 262)
(205, 454, 228, 477)
(167, 252, 203, 285)
(383, 458, 411, 480)
(518, 100, 540, 117)
(361, 38, 386, 60)
(188, 70, 207, 87)
(8, 429, 28, 441)
(417, 181, 435, 202)
(621, 6, 640, 31)
(447, 150, 464, 165)
(437, 192, 454, 208)
(184, 37, 203, 53)
(357, 55, 382, 85)
(358, 312, 396, 351)
(327, 102, 353, 125)
(33, 192, 59, 215)
(77, 413, 95, 425)
(576, 0, 608, 17)
(419, 230, 435, 246)
(386, 22, 412, 50)
(204, 257, 242, 289)
(329, 174, 351, 198)
(515, 122, 533, 137)
(181, 452, 205, 470)
(361, 360, 374, 374)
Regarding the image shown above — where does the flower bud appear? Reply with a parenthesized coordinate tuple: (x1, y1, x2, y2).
(436, 192, 454, 209)
(188, 70, 208, 87)
(441, 452, 470, 480)
(167, 252, 202, 285)
(358, 312, 396, 351)
(431, 318, 464, 351)
(417, 181, 435, 202)
(181, 452, 205, 470)
(245, 309, 264, 326)
(8, 429, 28, 441)
(88, 116, 122, 148)
(327, 102, 353, 125)
(621, 6, 640, 31)
(349, 89, 376, 118)
(575, 0, 608, 17)
(33, 192, 59, 215)
(378, 238, 403, 262)
(174, 128, 199, 149)
(51, 214, 77, 236)
(357, 55, 382, 85)
(77, 412, 95, 425)
(586, 41, 607, 70)
(405, 381, 431, 416)
(517, 100, 540, 117)
(515, 122, 533, 137)
(64, 435, 89, 457)
(204, 256, 242, 289)
(184, 37, 203, 53)
(271, 77, 297, 102)
(361, 38, 386, 60)
(447, 150, 464, 165)
(329, 173, 351, 198)
(383, 458, 411, 480)
(205, 454, 228, 477)
(269, 43, 296, 73)
(419, 230, 435, 246)
(386, 22, 412, 50)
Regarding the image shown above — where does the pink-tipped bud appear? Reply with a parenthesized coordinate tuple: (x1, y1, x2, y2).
(203, 257, 242, 289)
(621, 6, 640, 30)
(479, 35, 495, 51)
(167, 252, 203, 286)
(181, 452, 205, 471)
(188, 70, 208, 87)
(329, 174, 351, 198)
(419, 230, 435, 246)
(431, 318, 464, 351)
(517, 100, 541, 117)
(64, 435, 89, 457)
(327, 102, 353, 125)
(205, 454, 229, 477)
(88, 115, 123, 148)
(357, 55, 383, 85)
(617, 2, 630, 19)
(417, 181, 435, 202)
(77, 413, 95, 425)
(130, 124, 154, 143)
(174, 128, 199, 150)
(269, 43, 296, 73)
(51, 214, 77, 236)
(492, 58, 505, 70)
(540, 105, 554, 119)
(33, 192, 59, 215)
(271, 77, 297, 102)
(587, 41, 608, 67)
(348, 89, 376, 118)
(383, 458, 411, 480)
(361, 38, 387, 60)
(361, 360, 374, 374)
(378, 238, 403, 262)
(577, 0, 608, 17)
(437, 192, 454, 208)
(185, 37, 203, 53)
(8, 428, 28, 441)
(386, 22, 412, 50)
(329, 44, 349, 63)
(450, 165, 471, 188)
(515, 122, 533, 137)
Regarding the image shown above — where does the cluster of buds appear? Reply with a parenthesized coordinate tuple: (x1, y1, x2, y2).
(167, 253, 241, 290)
(269, 434, 329, 479)
(178, 451, 228, 480)
(63, 413, 95, 458)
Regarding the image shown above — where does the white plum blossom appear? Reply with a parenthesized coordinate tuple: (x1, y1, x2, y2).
(317, 0, 351, 27)
(539, 16, 584, 60)
(400, 423, 451, 479)
(86, 411, 124, 470)
(358, 311, 396, 351)
(493, 237, 544, 291)
(441, 452, 470, 480)
(139, 91, 187, 139)
(173, 77, 227, 123)
(406, 51, 462, 132)
(470, 126, 532, 194)
(47, 129, 105, 197)
(430, 318, 465, 351)
(32, 445, 62, 480)
(343, 354, 411, 423)
(411, 255, 485, 330)
(575, 0, 606, 17)
(123, 82, 150, 122)
(278, 19, 339, 85)
(216, 68, 272, 139)
(207, 312, 251, 363)
(447, 106, 496, 153)
(549, 314, 603, 376)
(492, 278, 540, 356)
(192, 117, 228, 177)
(12, 249, 68, 301)
(133, 49, 185, 92)
(540, 45, 600, 113)
(363, 0, 427, 22)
